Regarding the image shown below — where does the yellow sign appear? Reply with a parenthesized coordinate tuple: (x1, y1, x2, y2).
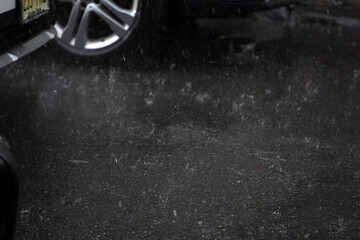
(22, 0, 49, 23)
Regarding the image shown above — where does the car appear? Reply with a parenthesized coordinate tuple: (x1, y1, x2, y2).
(0, 0, 56, 68)
(54, 0, 298, 56)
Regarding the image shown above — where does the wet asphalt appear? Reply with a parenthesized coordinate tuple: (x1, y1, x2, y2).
(1, 17, 360, 240)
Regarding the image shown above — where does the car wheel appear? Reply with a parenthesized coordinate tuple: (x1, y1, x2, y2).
(54, 0, 165, 56)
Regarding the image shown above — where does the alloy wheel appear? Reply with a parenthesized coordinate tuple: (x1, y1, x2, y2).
(55, 0, 141, 55)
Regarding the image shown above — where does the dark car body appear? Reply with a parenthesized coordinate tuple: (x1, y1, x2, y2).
(0, 0, 56, 68)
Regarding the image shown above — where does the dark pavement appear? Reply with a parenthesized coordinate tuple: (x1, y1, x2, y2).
(1, 18, 360, 239)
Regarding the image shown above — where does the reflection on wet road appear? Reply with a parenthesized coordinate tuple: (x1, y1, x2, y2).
(1, 23, 360, 239)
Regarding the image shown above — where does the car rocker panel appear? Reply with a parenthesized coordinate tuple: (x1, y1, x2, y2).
(0, 0, 56, 68)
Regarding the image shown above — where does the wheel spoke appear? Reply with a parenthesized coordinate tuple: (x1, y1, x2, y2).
(60, 1, 82, 44)
(74, 5, 92, 48)
(91, 5, 127, 37)
(100, 0, 136, 26)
